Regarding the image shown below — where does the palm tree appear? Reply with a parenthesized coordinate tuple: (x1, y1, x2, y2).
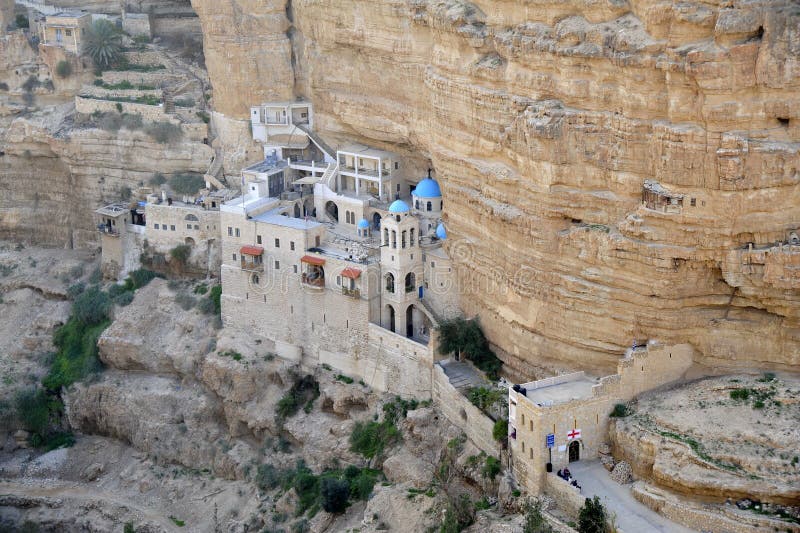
(83, 20, 122, 69)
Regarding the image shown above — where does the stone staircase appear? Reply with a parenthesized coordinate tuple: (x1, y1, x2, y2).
(204, 149, 225, 189)
(295, 123, 335, 160)
(321, 161, 339, 190)
(162, 90, 175, 114)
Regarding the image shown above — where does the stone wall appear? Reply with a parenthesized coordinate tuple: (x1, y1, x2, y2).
(543, 473, 585, 521)
(511, 342, 694, 494)
(79, 86, 163, 101)
(75, 95, 167, 121)
(144, 203, 220, 273)
(432, 364, 499, 456)
(122, 13, 152, 38)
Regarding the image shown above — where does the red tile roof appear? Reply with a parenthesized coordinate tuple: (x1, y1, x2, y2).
(300, 255, 325, 266)
(240, 245, 264, 255)
(340, 267, 362, 279)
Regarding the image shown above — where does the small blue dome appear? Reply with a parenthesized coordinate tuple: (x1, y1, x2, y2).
(357, 218, 370, 229)
(388, 199, 410, 213)
(436, 222, 447, 240)
(413, 178, 442, 198)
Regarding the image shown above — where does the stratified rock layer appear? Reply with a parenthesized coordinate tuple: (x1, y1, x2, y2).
(194, 0, 800, 376)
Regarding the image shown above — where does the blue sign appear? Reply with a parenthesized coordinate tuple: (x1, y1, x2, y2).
(546, 433, 555, 449)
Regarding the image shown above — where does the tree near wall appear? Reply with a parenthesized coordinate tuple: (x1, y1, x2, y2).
(437, 317, 503, 379)
(55, 60, 73, 78)
(578, 496, 607, 533)
(83, 20, 123, 69)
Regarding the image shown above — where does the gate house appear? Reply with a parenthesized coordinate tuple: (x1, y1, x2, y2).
(508, 343, 694, 494)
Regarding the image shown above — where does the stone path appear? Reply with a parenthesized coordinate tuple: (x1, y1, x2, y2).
(567, 460, 697, 533)
(438, 359, 487, 391)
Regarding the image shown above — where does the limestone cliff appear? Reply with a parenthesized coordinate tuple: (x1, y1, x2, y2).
(193, 0, 800, 376)
(0, 105, 213, 247)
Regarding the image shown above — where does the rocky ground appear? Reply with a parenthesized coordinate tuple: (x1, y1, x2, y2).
(0, 247, 572, 532)
(610, 374, 800, 508)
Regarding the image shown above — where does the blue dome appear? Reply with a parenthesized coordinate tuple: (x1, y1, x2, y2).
(357, 218, 370, 229)
(413, 178, 442, 198)
(388, 199, 410, 213)
(436, 222, 447, 240)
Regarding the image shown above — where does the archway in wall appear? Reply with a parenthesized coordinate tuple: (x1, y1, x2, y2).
(384, 304, 396, 333)
(185, 237, 195, 246)
(325, 201, 338, 223)
(406, 305, 414, 338)
(407, 304, 433, 344)
(294, 203, 301, 218)
(404, 272, 416, 293)
(568, 440, 580, 462)
(385, 273, 395, 293)
(372, 212, 382, 230)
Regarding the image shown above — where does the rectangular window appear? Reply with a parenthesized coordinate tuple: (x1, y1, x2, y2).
(170, 225, 175, 231)
(232, 253, 237, 261)
(187, 224, 192, 229)
(336, 276, 341, 286)
(235, 228, 240, 237)
(290, 241, 295, 251)
(162, 226, 167, 231)
(315, 236, 320, 247)
(154, 223, 159, 229)
(394, 162, 399, 170)
(274, 238, 280, 248)
(431, 261, 435, 267)
(293, 265, 298, 273)
(257, 235, 262, 244)
(194, 225, 199, 230)
(228, 227, 233, 236)
(274, 261, 280, 269)
(690, 198, 697, 207)
(65, 29, 72, 36)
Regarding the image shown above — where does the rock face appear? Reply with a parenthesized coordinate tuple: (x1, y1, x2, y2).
(0, 105, 213, 247)
(609, 374, 800, 505)
(192, 0, 800, 376)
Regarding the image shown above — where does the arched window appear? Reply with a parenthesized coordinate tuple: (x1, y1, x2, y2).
(401, 230, 407, 249)
(391, 230, 397, 249)
(383, 227, 389, 246)
(415, 200, 419, 209)
(385, 273, 395, 293)
(409, 228, 415, 247)
(404, 272, 415, 293)
(426, 201, 432, 211)
(184, 214, 199, 221)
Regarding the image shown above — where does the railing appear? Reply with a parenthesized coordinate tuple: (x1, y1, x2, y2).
(97, 226, 120, 236)
(322, 161, 339, 190)
(240, 259, 262, 271)
(342, 287, 360, 298)
(301, 273, 325, 288)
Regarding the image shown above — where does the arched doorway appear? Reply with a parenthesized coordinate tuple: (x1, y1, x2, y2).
(325, 201, 338, 223)
(294, 203, 301, 218)
(384, 304, 396, 333)
(406, 305, 414, 338)
(372, 212, 382, 229)
(406, 304, 433, 344)
(184, 237, 195, 246)
(568, 440, 580, 462)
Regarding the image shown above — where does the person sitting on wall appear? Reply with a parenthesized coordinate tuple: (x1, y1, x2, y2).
(557, 469, 564, 479)
(563, 467, 571, 480)
(571, 478, 582, 491)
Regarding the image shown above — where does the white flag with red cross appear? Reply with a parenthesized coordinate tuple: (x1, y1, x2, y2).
(567, 428, 581, 440)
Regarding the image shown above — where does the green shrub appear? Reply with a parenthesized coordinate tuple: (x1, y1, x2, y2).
(149, 173, 167, 186)
(610, 403, 631, 418)
(115, 102, 123, 113)
(467, 386, 505, 414)
(730, 388, 750, 401)
(320, 478, 350, 513)
(113, 291, 134, 307)
(170, 244, 191, 265)
(175, 97, 195, 107)
(72, 285, 112, 326)
(578, 496, 606, 533)
(440, 493, 474, 533)
(209, 285, 222, 315)
(196, 111, 210, 123)
(15, 14, 29, 29)
(437, 317, 502, 379)
(55, 60, 72, 78)
(146, 121, 183, 144)
(335, 374, 354, 384)
(196, 296, 215, 314)
(492, 419, 508, 445)
(124, 268, 158, 290)
(169, 173, 205, 195)
(67, 282, 86, 298)
(124, 523, 135, 533)
(175, 292, 196, 310)
(522, 499, 553, 533)
(15, 388, 51, 436)
(482, 455, 501, 479)
(350, 419, 400, 460)
(276, 375, 320, 422)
